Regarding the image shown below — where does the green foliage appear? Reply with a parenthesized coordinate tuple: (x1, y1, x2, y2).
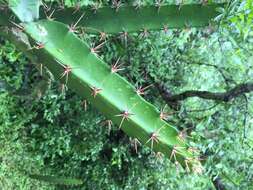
(0, 42, 51, 189)
(29, 175, 83, 185)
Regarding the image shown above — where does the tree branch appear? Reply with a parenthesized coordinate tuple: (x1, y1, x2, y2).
(212, 176, 227, 190)
(166, 82, 253, 102)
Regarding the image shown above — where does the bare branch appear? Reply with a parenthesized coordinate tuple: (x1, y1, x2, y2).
(166, 82, 253, 102)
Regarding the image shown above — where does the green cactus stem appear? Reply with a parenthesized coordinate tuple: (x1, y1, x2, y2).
(21, 19, 194, 167)
(43, 3, 225, 34)
(9, 0, 40, 22)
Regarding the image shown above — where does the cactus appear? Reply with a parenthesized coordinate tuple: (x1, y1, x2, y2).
(43, 3, 225, 34)
(25, 19, 195, 168)
(0, 0, 225, 172)
(9, 0, 40, 22)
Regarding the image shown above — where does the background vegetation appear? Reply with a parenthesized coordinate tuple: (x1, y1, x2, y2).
(0, 0, 253, 189)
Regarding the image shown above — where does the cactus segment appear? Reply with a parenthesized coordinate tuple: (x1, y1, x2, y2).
(46, 3, 225, 34)
(18, 19, 195, 167)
